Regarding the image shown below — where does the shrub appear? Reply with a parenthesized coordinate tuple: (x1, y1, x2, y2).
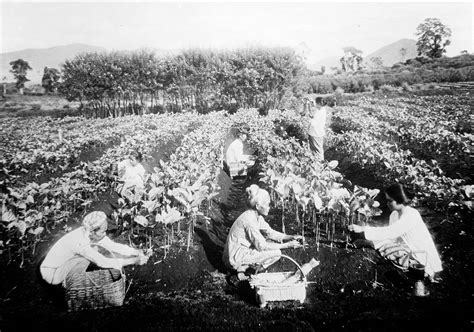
(333, 87, 345, 106)
(60, 47, 306, 117)
(364, 84, 375, 92)
(379, 84, 399, 93)
(401, 82, 412, 92)
(443, 69, 464, 82)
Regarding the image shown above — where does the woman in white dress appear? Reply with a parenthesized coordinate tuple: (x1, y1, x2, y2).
(116, 150, 146, 198)
(349, 183, 442, 279)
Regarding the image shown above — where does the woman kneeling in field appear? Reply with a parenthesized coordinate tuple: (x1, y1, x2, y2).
(115, 150, 146, 198)
(223, 184, 303, 282)
(40, 211, 148, 286)
(349, 183, 442, 279)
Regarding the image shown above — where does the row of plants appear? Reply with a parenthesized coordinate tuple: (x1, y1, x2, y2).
(37, 108, 382, 259)
(326, 129, 471, 218)
(3, 101, 470, 266)
(333, 95, 472, 179)
(0, 116, 157, 186)
(348, 94, 471, 133)
(1, 112, 200, 265)
(111, 112, 231, 254)
(303, 54, 474, 94)
(226, 109, 383, 247)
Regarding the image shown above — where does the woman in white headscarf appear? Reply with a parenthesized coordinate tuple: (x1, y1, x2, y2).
(223, 185, 302, 281)
(40, 211, 148, 286)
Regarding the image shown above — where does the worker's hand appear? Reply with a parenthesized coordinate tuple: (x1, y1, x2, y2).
(136, 252, 149, 265)
(292, 235, 304, 242)
(246, 160, 255, 167)
(348, 224, 364, 233)
(286, 239, 303, 249)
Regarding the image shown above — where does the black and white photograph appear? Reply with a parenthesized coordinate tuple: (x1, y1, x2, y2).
(0, 0, 472, 331)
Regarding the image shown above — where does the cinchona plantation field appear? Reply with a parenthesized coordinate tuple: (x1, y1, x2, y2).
(0, 91, 473, 330)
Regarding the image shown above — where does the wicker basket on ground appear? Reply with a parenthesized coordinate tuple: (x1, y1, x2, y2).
(64, 244, 126, 311)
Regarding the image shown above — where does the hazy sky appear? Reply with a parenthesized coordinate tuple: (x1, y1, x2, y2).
(0, 1, 472, 62)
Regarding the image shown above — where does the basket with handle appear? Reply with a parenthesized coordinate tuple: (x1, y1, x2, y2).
(227, 161, 248, 178)
(63, 243, 126, 311)
(249, 254, 308, 308)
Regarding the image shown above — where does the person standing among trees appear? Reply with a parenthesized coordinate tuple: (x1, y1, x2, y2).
(308, 97, 328, 162)
(223, 184, 303, 283)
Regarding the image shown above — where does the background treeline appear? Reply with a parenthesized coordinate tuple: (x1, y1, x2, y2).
(60, 48, 306, 117)
(302, 54, 474, 94)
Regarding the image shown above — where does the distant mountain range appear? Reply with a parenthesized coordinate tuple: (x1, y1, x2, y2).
(1, 39, 419, 84)
(310, 39, 418, 72)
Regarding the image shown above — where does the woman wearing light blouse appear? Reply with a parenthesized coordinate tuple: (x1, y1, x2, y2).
(349, 183, 442, 278)
(40, 211, 148, 286)
(223, 184, 302, 281)
(308, 97, 328, 162)
(116, 150, 146, 195)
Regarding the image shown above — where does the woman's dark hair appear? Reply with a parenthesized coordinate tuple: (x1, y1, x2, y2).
(130, 150, 143, 162)
(315, 97, 324, 105)
(385, 183, 411, 205)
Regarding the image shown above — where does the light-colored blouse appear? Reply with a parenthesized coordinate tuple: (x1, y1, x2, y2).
(223, 210, 286, 270)
(41, 227, 139, 283)
(308, 107, 328, 137)
(118, 159, 146, 190)
(226, 138, 249, 164)
(365, 206, 443, 276)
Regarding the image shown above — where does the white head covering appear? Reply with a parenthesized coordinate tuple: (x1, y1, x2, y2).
(82, 211, 107, 232)
(246, 184, 270, 208)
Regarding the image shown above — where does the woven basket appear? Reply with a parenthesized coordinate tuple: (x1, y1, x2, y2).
(64, 244, 126, 311)
(227, 161, 248, 178)
(249, 255, 307, 308)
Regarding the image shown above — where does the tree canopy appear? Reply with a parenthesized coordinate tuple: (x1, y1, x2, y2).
(340, 46, 363, 72)
(42, 67, 61, 93)
(9, 59, 32, 93)
(60, 48, 306, 117)
(416, 18, 452, 58)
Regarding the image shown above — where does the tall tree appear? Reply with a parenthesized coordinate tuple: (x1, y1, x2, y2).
(9, 59, 32, 95)
(340, 46, 363, 72)
(416, 18, 452, 58)
(41, 67, 61, 93)
(370, 56, 384, 68)
(2, 76, 7, 98)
